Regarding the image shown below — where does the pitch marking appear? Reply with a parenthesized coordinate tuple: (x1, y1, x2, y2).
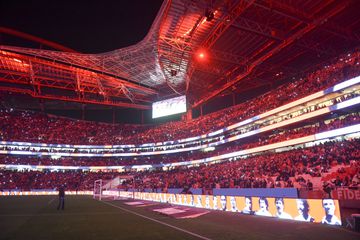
(101, 200, 212, 240)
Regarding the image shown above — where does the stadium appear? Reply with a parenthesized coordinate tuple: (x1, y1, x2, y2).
(1, 0, 360, 239)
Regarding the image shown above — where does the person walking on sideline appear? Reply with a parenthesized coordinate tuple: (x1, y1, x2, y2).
(57, 185, 65, 210)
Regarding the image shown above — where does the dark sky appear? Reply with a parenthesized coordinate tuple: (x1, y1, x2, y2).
(0, 0, 164, 53)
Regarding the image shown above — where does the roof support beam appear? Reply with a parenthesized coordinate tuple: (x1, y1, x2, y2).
(184, 0, 255, 94)
(0, 47, 158, 95)
(193, 1, 349, 108)
(0, 50, 157, 95)
(253, 0, 360, 42)
(0, 27, 78, 53)
(202, 0, 255, 48)
(28, 60, 41, 95)
(231, 17, 338, 56)
(0, 86, 151, 110)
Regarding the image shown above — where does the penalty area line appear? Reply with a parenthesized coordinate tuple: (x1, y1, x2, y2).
(100, 200, 212, 240)
(47, 198, 56, 205)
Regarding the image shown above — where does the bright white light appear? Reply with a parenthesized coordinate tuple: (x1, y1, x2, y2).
(332, 76, 360, 91)
(331, 96, 360, 110)
(315, 124, 360, 140)
(152, 96, 187, 118)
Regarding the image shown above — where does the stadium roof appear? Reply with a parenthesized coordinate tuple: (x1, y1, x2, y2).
(1, 0, 360, 111)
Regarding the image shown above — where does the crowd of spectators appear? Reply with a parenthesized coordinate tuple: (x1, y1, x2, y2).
(1, 89, 358, 156)
(1, 139, 359, 191)
(127, 139, 360, 190)
(0, 170, 117, 191)
(1, 112, 358, 167)
(0, 50, 359, 146)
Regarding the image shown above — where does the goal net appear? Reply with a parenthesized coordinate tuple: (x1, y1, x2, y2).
(93, 176, 134, 201)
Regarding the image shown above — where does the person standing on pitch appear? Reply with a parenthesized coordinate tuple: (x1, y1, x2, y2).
(57, 185, 65, 210)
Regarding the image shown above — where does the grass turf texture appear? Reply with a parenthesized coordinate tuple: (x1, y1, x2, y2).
(0, 196, 358, 240)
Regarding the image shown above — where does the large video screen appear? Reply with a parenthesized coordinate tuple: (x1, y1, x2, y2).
(152, 95, 186, 119)
(124, 192, 342, 225)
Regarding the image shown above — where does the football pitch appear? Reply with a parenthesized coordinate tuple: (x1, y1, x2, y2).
(0, 195, 358, 240)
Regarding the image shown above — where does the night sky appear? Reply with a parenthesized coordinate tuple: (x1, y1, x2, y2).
(0, 0, 164, 53)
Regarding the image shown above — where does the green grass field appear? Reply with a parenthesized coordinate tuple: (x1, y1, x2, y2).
(0, 195, 359, 240)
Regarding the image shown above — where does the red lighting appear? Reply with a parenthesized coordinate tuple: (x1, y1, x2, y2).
(196, 49, 208, 62)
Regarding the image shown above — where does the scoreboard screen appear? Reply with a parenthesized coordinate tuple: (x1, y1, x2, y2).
(152, 95, 186, 118)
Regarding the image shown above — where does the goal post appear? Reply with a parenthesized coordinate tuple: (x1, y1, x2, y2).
(93, 176, 135, 201)
(93, 179, 103, 200)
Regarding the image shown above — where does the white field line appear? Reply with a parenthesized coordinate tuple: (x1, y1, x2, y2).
(101, 200, 212, 240)
(47, 198, 56, 205)
(0, 212, 121, 217)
